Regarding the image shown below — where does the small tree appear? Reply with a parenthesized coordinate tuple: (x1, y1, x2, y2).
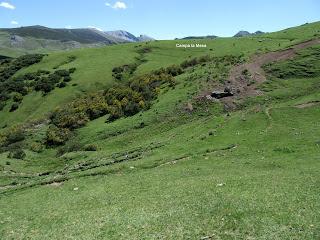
(8, 149, 26, 160)
(9, 103, 19, 112)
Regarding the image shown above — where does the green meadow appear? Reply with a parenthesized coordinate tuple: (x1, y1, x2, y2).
(0, 22, 319, 239)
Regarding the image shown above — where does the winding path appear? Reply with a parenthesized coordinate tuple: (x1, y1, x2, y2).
(221, 38, 320, 109)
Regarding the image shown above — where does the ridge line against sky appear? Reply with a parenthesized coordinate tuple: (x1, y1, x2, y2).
(0, 0, 319, 39)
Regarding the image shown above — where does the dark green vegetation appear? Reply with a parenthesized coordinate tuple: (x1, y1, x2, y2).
(0, 54, 76, 113)
(0, 22, 319, 239)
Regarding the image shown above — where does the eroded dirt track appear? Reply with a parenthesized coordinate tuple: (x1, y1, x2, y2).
(221, 38, 320, 108)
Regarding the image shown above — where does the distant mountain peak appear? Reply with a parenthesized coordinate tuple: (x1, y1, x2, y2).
(104, 30, 154, 42)
(233, 31, 251, 37)
(234, 30, 264, 37)
(179, 35, 217, 40)
(0, 26, 155, 45)
(105, 30, 139, 42)
(137, 34, 155, 42)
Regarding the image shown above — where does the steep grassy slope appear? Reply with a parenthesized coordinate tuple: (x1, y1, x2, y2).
(261, 21, 320, 40)
(0, 22, 319, 239)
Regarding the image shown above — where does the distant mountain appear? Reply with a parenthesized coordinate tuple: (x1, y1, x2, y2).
(254, 31, 264, 35)
(233, 31, 251, 37)
(104, 31, 154, 42)
(105, 30, 139, 42)
(137, 34, 155, 42)
(0, 25, 116, 44)
(234, 30, 265, 37)
(0, 26, 155, 56)
(179, 35, 217, 40)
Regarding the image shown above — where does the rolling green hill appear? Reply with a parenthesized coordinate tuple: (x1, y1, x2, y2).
(0, 21, 319, 239)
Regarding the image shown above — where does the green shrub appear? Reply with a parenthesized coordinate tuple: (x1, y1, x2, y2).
(57, 82, 67, 88)
(30, 142, 44, 153)
(180, 57, 199, 68)
(56, 140, 83, 156)
(198, 55, 211, 63)
(0, 93, 10, 101)
(9, 103, 19, 112)
(37, 69, 50, 75)
(51, 109, 89, 129)
(0, 102, 5, 111)
(166, 65, 183, 76)
(137, 46, 152, 54)
(84, 144, 98, 151)
(0, 54, 44, 82)
(112, 63, 138, 80)
(46, 125, 72, 146)
(54, 69, 70, 77)
(0, 133, 7, 147)
(5, 127, 25, 145)
(12, 93, 23, 102)
(8, 149, 26, 159)
(63, 76, 71, 82)
(69, 67, 76, 74)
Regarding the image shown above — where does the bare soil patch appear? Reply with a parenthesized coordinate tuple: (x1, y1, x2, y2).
(207, 39, 320, 109)
(295, 101, 320, 109)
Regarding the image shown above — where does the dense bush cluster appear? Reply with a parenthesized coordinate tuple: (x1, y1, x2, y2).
(56, 141, 98, 156)
(33, 68, 76, 94)
(0, 54, 44, 82)
(112, 63, 138, 81)
(0, 126, 25, 148)
(0, 53, 77, 112)
(46, 125, 72, 146)
(46, 64, 179, 145)
(0, 126, 26, 158)
(136, 46, 152, 54)
(0, 55, 45, 107)
(0, 62, 76, 112)
(180, 55, 240, 69)
(8, 149, 26, 160)
(45, 54, 228, 146)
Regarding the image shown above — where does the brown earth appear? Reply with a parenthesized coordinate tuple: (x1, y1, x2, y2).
(208, 38, 320, 109)
(295, 101, 320, 109)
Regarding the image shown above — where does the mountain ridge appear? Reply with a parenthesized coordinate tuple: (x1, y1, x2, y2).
(0, 25, 155, 57)
(233, 30, 265, 37)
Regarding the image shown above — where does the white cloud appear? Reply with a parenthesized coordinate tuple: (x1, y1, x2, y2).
(10, 20, 18, 25)
(113, 1, 126, 9)
(0, 2, 15, 10)
(105, 1, 127, 9)
(65, 25, 72, 29)
(88, 26, 103, 32)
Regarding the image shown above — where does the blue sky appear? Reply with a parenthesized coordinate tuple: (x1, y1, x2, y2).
(0, 0, 319, 39)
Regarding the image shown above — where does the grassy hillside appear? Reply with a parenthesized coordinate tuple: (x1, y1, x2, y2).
(0, 22, 319, 239)
(2, 22, 319, 127)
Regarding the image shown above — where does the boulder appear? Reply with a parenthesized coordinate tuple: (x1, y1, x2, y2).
(211, 89, 233, 99)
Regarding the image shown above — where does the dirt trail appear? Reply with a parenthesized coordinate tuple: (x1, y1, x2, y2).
(219, 38, 320, 109)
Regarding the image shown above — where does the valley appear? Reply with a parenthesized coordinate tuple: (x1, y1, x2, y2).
(0, 21, 319, 239)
